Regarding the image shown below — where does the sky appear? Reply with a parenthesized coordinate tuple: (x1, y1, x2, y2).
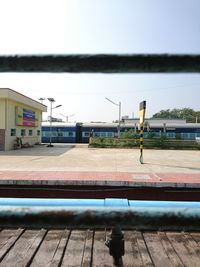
(0, 0, 200, 122)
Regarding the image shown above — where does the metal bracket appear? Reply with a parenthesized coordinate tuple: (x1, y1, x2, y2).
(105, 227, 124, 266)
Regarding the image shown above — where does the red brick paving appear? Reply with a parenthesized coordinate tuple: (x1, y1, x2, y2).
(0, 171, 200, 185)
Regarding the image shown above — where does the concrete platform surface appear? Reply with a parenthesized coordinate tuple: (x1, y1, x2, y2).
(0, 144, 199, 187)
(0, 144, 199, 172)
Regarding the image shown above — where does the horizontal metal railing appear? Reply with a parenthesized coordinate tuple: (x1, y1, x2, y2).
(0, 198, 200, 230)
(0, 54, 200, 73)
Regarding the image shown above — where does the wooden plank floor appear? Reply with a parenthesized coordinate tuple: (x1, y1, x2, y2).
(0, 228, 200, 266)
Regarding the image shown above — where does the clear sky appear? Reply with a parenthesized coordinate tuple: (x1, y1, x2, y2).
(0, 0, 199, 122)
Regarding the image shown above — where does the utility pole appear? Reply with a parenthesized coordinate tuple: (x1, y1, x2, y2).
(47, 98, 62, 147)
(105, 97, 121, 138)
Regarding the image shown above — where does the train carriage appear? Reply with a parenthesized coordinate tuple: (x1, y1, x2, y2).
(42, 122, 77, 143)
(41, 121, 200, 144)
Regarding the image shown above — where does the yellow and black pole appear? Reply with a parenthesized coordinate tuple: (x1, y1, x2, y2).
(139, 101, 146, 164)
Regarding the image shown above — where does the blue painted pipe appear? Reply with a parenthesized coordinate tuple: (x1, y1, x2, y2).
(0, 198, 200, 230)
(1, 198, 200, 208)
(0, 198, 105, 207)
(129, 200, 200, 208)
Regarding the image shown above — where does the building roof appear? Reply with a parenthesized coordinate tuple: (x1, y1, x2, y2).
(124, 118, 187, 124)
(42, 121, 76, 127)
(41, 121, 200, 129)
(0, 88, 47, 112)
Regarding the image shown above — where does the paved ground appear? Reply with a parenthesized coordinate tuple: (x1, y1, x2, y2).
(0, 144, 199, 173)
(0, 144, 199, 187)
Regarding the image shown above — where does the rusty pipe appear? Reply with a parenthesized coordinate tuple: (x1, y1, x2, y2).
(0, 198, 200, 230)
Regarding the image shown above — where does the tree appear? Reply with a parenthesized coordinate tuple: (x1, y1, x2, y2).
(152, 108, 200, 123)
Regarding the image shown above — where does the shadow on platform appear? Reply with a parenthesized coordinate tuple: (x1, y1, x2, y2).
(0, 144, 75, 156)
(147, 162, 200, 171)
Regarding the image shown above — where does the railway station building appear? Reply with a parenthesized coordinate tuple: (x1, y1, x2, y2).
(0, 88, 47, 151)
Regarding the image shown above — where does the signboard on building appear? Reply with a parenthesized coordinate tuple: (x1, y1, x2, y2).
(15, 107, 38, 127)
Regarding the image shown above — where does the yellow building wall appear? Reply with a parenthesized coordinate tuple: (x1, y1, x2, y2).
(5, 99, 43, 150)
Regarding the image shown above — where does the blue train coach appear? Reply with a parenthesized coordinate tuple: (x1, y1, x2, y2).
(41, 121, 200, 144)
(41, 122, 77, 143)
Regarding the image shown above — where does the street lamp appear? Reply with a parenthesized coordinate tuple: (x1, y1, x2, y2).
(38, 98, 45, 104)
(47, 98, 62, 147)
(105, 97, 121, 138)
(60, 113, 75, 122)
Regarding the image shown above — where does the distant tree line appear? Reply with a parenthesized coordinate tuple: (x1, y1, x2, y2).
(152, 108, 200, 123)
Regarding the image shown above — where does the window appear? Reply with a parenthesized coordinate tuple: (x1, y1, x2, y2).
(143, 132, 148, 138)
(52, 131, 57, 137)
(181, 133, 189, 139)
(94, 132, 100, 137)
(37, 130, 41, 136)
(63, 132, 75, 137)
(100, 132, 106, 137)
(83, 132, 90, 137)
(21, 129, 26, 136)
(188, 133, 196, 140)
(42, 131, 50, 137)
(166, 133, 175, 139)
(11, 128, 16, 136)
(29, 129, 33, 136)
(68, 132, 74, 137)
(107, 132, 114, 137)
(154, 132, 161, 138)
(58, 132, 63, 137)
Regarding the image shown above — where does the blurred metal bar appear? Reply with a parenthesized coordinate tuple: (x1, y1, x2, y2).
(0, 54, 200, 73)
(1, 198, 200, 229)
(0, 206, 199, 230)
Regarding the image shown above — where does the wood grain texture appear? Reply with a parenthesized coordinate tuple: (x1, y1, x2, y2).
(0, 228, 200, 266)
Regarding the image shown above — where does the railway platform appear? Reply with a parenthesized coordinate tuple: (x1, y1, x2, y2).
(0, 144, 199, 200)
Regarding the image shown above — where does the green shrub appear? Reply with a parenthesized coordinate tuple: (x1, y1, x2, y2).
(147, 131, 155, 139)
(175, 133, 182, 140)
(154, 134, 168, 148)
(122, 129, 134, 139)
(89, 136, 199, 150)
